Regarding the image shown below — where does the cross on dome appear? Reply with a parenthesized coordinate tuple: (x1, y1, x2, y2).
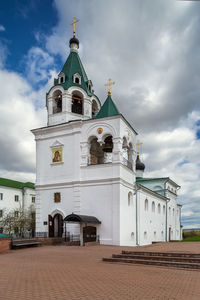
(70, 17, 79, 36)
(136, 140, 143, 155)
(104, 79, 115, 96)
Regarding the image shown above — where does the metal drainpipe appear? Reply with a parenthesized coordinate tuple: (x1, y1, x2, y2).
(135, 184, 140, 246)
(164, 180, 169, 242)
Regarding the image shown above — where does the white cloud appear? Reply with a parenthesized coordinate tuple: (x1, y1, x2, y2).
(0, 69, 46, 181)
(24, 47, 54, 84)
(0, 25, 5, 32)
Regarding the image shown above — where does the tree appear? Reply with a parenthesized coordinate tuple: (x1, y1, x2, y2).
(0, 206, 36, 237)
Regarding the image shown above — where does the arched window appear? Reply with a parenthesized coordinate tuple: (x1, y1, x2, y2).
(161, 231, 164, 239)
(58, 73, 65, 84)
(73, 73, 81, 85)
(173, 208, 175, 216)
(128, 192, 133, 206)
(163, 205, 166, 214)
(158, 203, 161, 214)
(152, 201, 155, 213)
(72, 91, 83, 115)
(169, 207, 171, 216)
(92, 100, 98, 118)
(131, 232, 134, 239)
(144, 199, 148, 211)
(53, 90, 62, 114)
(154, 231, 156, 239)
(144, 231, 147, 239)
(75, 77, 79, 84)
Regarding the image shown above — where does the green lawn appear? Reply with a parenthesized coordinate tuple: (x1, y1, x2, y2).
(182, 235, 200, 242)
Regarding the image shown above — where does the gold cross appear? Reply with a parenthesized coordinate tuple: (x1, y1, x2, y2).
(70, 17, 79, 36)
(104, 79, 115, 96)
(136, 140, 143, 155)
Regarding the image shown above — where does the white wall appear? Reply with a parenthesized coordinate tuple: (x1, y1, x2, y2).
(137, 188, 166, 246)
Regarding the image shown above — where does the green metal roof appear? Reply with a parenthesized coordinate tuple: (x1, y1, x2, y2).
(0, 233, 11, 239)
(0, 178, 35, 190)
(95, 95, 120, 119)
(136, 177, 168, 182)
(52, 51, 92, 97)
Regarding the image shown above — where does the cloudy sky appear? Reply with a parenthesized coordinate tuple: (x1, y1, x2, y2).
(0, 0, 200, 228)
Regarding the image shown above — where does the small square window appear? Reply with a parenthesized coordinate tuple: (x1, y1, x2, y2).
(15, 195, 19, 202)
(0, 193, 3, 200)
(43, 221, 48, 225)
(54, 192, 61, 203)
(14, 211, 19, 217)
(0, 210, 3, 218)
(32, 196, 35, 203)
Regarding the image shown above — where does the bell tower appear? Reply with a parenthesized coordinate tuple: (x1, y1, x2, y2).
(46, 18, 101, 126)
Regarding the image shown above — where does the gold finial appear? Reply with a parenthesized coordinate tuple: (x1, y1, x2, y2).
(70, 17, 79, 36)
(104, 78, 115, 96)
(136, 140, 143, 155)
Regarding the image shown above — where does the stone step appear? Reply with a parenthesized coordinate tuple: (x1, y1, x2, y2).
(102, 257, 200, 270)
(122, 251, 200, 258)
(113, 254, 200, 264)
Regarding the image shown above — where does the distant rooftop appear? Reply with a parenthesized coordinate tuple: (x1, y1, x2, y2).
(0, 178, 35, 190)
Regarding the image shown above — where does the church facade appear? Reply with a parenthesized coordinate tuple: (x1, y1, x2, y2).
(32, 29, 181, 246)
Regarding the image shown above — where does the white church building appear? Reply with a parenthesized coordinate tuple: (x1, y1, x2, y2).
(32, 27, 182, 246)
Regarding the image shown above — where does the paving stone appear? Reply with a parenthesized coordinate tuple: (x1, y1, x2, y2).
(0, 242, 199, 300)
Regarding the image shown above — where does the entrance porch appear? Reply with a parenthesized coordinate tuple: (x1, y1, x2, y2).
(64, 213, 101, 246)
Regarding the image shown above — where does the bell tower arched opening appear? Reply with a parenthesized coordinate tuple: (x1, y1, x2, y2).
(72, 91, 83, 115)
(92, 100, 98, 118)
(90, 138, 104, 165)
(53, 90, 62, 114)
(89, 135, 113, 165)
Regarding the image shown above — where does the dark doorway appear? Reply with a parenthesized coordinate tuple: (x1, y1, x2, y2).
(83, 226, 96, 243)
(48, 214, 63, 237)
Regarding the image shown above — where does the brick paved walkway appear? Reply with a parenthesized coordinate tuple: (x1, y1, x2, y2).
(0, 243, 200, 300)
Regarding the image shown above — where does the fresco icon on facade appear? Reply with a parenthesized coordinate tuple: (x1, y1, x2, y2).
(97, 128, 103, 134)
(52, 148, 62, 163)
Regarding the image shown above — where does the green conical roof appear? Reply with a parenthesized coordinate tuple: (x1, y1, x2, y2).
(95, 95, 120, 119)
(53, 51, 92, 96)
